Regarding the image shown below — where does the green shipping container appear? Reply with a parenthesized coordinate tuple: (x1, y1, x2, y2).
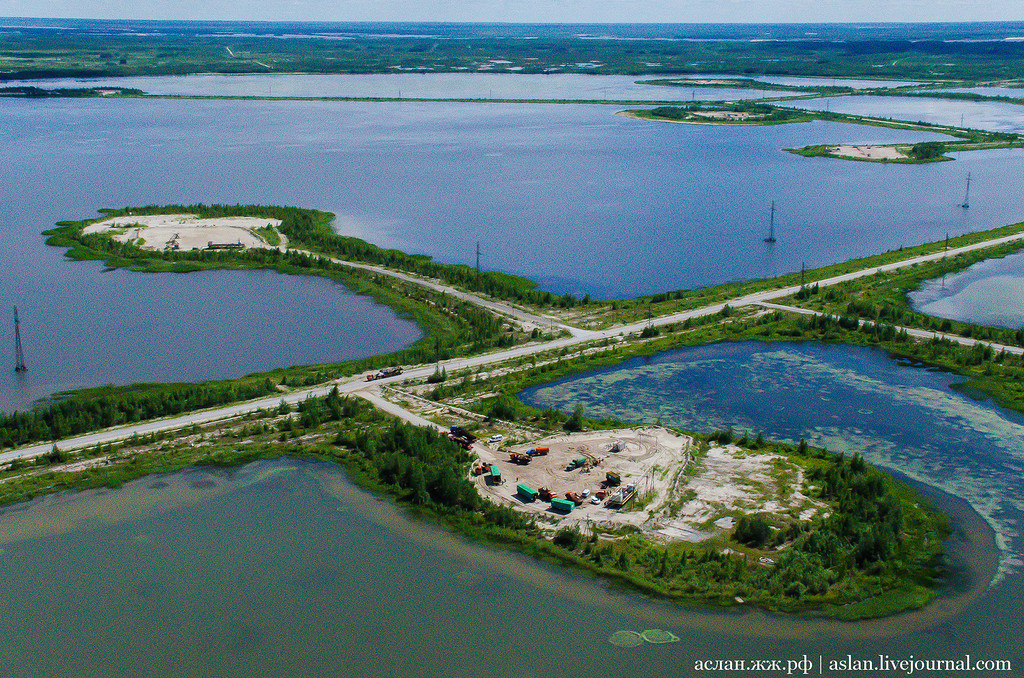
(490, 466, 501, 479)
(574, 457, 587, 466)
(551, 498, 574, 513)
(517, 484, 538, 501)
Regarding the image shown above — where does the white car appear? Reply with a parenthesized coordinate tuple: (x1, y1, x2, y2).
(581, 488, 591, 498)
(590, 497, 601, 505)
(488, 434, 503, 444)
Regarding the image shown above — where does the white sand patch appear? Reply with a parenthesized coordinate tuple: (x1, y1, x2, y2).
(691, 110, 758, 121)
(828, 144, 907, 160)
(468, 427, 825, 544)
(666, 78, 736, 86)
(83, 213, 287, 252)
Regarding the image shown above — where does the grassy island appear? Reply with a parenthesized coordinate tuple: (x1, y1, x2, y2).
(628, 103, 814, 126)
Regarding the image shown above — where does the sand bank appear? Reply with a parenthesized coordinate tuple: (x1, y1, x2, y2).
(828, 144, 907, 160)
(83, 213, 287, 252)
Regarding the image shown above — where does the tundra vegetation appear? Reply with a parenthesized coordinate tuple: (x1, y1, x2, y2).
(2, 21, 1024, 82)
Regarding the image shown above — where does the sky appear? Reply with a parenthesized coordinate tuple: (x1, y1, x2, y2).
(0, 0, 1019, 24)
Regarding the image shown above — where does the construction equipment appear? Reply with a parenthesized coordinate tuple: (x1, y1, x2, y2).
(449, 426, 477, 443)
(517, 484, 539, 502)
(551, 498, 574, 513)
(509, 452, 531, 465)
(605, 471, 621, 486)
(565, 491, 584, 506)
(448, 426, 477, 449)
(367, 366, 403, 381)
(605, 483, 636, 508)
(566, 456, 588, 471)
(538, 487, 553, 501)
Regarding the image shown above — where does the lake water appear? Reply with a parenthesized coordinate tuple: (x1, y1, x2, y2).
(13, 72, 792, 101)
(521, 341, 1024, 584)
(0, 456, 1011, 678)
(0, 266, 422, 414)
(747, 76, 922, 89)
(923, 87, 1024, 99)
(780, 95, 1024, 132)
(909, 250, 1024, 328)
(4, 90, 1024, 408)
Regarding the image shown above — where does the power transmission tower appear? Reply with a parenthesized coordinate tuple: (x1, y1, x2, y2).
(764, 201, 776, 243)
(14, 306, 27, 373)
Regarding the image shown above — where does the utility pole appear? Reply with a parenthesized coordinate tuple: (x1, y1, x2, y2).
(800, 262, 805, 286)
(475, 241, 481, 278)
(14, 306, 27, 373)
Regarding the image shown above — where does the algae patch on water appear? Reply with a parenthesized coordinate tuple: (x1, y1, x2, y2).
(609, 629, 679, 646)
(609, 630, 645, 647)
(641, 629, 681, 644)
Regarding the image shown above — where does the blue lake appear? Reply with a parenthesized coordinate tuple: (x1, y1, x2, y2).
(748, 75, 921, 89)
(0, 266, 422, 414)
(5, 96, 1021, 301)
(16, 72, 791, 101)
(781, 95, 1024, 132)
(909, 249, 1024, 328)
(925, 87, 1024, 99)
(3, 93, 1024, 408)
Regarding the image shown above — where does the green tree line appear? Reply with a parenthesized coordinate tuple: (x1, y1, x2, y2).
(0, 379, 278, 449)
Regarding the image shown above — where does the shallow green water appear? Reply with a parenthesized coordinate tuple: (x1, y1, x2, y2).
(0, 456, 1012, 678)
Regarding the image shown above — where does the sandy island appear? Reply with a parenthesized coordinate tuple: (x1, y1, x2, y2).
(827, 144, 907, 161)
(616, 109, 761, 125)
(83, 213, 287, 252)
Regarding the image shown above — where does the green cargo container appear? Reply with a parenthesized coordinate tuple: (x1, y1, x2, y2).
(517, 484, 538, 501)
(551, 498, 574, 513)
(574, 457, 587, 467)
(491, 465, 501, 479)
